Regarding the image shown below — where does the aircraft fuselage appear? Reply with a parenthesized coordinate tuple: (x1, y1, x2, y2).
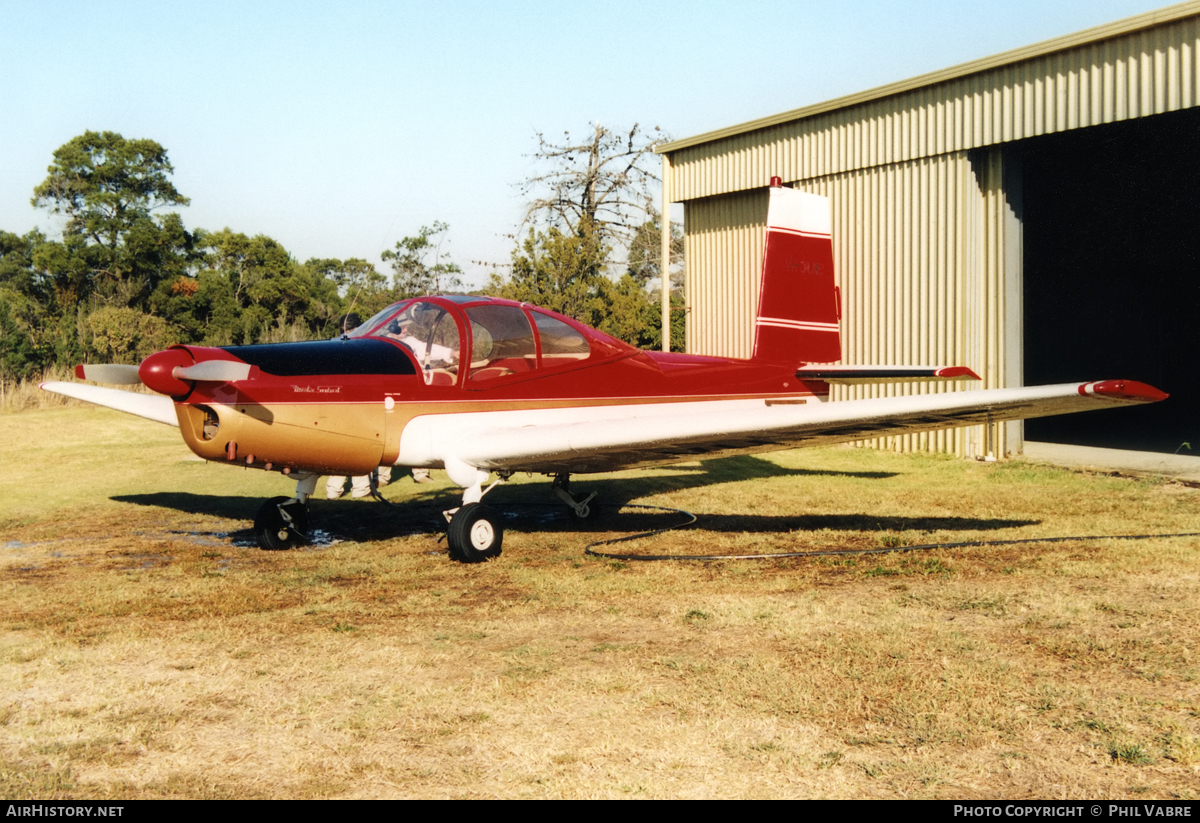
(161, 295, 827, 478)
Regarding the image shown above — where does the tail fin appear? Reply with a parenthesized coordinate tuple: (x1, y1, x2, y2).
(752, 178, 841, 363)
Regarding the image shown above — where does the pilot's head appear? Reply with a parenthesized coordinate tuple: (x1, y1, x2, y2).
(339, 313, 362, 334)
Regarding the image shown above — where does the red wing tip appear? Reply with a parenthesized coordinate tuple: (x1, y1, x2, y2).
(934, 366, 981, 380)
(1079, 380, 1169, 403)
(74, 364, 85, 380)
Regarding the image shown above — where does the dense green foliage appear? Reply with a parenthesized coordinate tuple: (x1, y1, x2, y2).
(1, 129, 682, 382)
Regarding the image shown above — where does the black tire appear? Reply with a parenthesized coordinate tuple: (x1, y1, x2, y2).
(254, 496, 308, 551)
(447, 503, 503, 563)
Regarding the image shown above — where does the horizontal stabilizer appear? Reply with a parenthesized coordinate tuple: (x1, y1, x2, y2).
(40, 382, 179, 427)
(796, 365, 981, 384)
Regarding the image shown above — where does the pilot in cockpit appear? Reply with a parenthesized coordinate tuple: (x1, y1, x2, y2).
(385, 312, 459, 372)
(383, 317, 421, 353)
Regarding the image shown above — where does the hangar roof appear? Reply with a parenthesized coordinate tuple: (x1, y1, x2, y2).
(658, 1, 1200, 156)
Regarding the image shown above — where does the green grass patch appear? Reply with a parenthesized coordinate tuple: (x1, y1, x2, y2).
(1, 408, 1199, 798)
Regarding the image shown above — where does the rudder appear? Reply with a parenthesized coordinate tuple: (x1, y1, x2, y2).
(752, 177, 841, 363)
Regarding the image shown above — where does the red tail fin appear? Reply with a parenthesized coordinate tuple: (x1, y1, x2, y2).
(752, 178, 841, 363)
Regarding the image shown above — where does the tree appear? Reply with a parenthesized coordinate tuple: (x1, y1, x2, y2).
(0, 295, 42, 382)
(497, 123, 679, 349)
(489, 222, 608, 326)
(101, 210, 194, 308)
(307, 257, 385, 296)
(520, 123, 665, 252)
(30, 132, 193, 311)
(32, 131, 189, 250)
(0, 230, 48, 368)
(626, 206, 684, 293)
(2, 131, 372, 369)
(0, 229, 43, 300)
(150, 229, 341, 346)
(595, 273, 653, 343)
(29, 233, 99, 312)
(638, 290, 686, 352)
(303, 257, 390, 323)
(83, 306, 175, 363)
(381, 222, 463, 298)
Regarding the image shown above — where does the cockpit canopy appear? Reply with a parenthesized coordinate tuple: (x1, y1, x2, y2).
(348, 296, 627, 386)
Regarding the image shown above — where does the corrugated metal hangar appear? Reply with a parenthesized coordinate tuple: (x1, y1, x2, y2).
(657, 1, 1200, 458)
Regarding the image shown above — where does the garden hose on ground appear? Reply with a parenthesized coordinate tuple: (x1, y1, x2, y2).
(579, 503, 1200, 562)
(365, 486, 1200, 562)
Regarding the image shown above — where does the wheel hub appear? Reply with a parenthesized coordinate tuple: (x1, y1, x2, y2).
(469, 520, 494, 549)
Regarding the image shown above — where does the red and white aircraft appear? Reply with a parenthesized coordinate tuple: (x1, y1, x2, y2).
(43, 179, 1167, 562)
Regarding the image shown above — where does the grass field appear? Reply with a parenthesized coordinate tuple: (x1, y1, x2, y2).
(1, 406, 1198, 799)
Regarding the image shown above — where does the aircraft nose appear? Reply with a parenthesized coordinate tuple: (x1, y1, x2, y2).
(138, 348, 195, 396)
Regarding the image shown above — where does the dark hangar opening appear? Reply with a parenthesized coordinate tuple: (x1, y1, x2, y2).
(1020, 107, 1200, 454)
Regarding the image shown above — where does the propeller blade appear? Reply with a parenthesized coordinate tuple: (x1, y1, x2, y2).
(174, 361, 253, 382)
(75, 364, 142, 384)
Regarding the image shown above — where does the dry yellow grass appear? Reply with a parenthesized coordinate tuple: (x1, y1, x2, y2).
(1, 407, 1198, 798)
(0, 368, 161, 415)
(1, 368, 82, 414)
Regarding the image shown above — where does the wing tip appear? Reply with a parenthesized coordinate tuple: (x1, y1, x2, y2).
(1079, 380, 1168, 403)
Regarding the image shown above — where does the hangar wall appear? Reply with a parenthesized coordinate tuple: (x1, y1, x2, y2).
(683, 151, 1016, 457)
(661, 2, 1200, 457)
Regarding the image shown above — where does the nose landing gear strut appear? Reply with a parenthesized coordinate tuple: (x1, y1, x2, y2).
(253, 473, 316, 550)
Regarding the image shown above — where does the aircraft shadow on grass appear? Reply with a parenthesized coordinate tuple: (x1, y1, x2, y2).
(112, 454, 1037, 546)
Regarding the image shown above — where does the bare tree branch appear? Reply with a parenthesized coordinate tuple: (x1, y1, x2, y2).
(519, 123, 666, 250)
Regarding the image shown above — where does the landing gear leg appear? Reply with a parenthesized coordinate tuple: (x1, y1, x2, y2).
(254, 473, 316, 551)
(551, 473, 595, 519)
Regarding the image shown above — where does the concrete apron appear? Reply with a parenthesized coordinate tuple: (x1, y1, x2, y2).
(1023, 441, 1200, 485)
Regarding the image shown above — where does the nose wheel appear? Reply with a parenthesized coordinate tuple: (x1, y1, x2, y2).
(254, 496, 309, 550)
(446, 503, 503, 563)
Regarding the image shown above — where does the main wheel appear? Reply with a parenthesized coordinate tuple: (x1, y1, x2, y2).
(447, 503, 503, 563)
(254, 496, 309, 551)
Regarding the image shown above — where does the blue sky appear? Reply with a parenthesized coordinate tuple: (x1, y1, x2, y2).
(0, 0, 1174, 286)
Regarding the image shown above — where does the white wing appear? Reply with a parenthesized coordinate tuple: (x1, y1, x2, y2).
(40, 382, 179, 427)
(399, 380, 1165, 477)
